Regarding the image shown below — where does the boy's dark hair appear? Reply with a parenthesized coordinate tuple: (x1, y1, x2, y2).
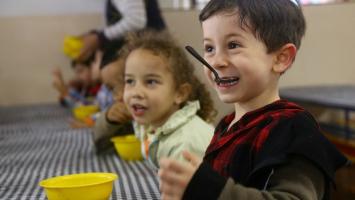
(71, 53, 95, 68)
(100, 50, 119, 69)
(120, 30, 217, 123)
(199, 0, 306, 53)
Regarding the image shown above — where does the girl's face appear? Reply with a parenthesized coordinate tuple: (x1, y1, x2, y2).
(123, 49, 183, 128)
(202, 13, 282, 110)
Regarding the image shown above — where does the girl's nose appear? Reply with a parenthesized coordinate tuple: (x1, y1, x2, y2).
(131, 85, 145, 99)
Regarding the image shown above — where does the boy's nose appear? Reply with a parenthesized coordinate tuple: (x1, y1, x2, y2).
(210, 51, 228, 70)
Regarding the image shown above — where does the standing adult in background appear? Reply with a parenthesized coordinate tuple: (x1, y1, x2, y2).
(77, 0, 166, 63)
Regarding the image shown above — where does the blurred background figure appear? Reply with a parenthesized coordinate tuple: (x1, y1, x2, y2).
(52, 54, 100, 108)
(76, 0, 166, 64)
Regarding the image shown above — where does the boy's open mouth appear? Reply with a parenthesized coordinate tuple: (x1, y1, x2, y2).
(216, 77, 240, 86)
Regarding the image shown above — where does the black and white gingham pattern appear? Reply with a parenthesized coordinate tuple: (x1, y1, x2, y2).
(0, 104, 160, 200)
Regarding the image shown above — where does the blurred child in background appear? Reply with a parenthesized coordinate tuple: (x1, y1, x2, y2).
(93, 85, 133, 152)
(96, 52, 123, 111)
(52, 53, 100, 108)
(93, 51, 134, 152)
(71, 50, 128, 128)
(121, 31, 216, 169)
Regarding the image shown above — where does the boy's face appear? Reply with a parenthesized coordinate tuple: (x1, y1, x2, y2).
(73, 63, 92, 87)
(101, 58, 124, 91)
(202, 13, 280, 107)
(123, 49, 181, 128)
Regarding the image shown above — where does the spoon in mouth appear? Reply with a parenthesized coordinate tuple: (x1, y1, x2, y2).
(185, 46, 222, 84)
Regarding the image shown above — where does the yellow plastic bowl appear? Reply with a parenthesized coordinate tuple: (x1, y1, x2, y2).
(39, 173, 118, 200)
(73, 105, 99, 122)
(111, 135, 143, 161)
(63, 36, 83, 59)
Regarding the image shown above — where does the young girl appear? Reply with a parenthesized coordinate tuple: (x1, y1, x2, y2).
(158, 0, 349, 199)
(121, 31, 216, 169)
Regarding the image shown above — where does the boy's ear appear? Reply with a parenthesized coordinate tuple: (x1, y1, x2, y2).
(174, 83, 192, 105)
(273, 43, 297, 73)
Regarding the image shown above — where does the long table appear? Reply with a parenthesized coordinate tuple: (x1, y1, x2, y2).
(280, 85, 355, 139)
(0, 104, 160, 200)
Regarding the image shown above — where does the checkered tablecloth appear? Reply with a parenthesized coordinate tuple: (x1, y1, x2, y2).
(0, 104, 160, 200)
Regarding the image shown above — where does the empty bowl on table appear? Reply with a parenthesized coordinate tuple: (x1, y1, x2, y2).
(39, 172, 118, 200)
(72, 105, 99, 122)
(111, 135, 143, 161)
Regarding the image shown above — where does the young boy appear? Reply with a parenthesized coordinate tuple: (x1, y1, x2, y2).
(158, 0, 349, 199)
(52, 54, 100, 108)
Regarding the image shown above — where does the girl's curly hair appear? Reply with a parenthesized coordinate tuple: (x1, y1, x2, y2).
(119, 30, 217, 123)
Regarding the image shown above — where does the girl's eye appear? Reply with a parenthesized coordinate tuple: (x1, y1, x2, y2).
(125, 78, 134, 85)
(228, 42, 240, 49)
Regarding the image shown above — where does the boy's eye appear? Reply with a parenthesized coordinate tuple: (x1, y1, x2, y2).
(146, 79, 158, 85)
(204, 45, 214, 53)
(228, 42, 240, 49)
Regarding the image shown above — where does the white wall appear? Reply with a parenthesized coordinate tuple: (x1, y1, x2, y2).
(0, 0, 102, 17)
(0, 0, 189, 16)
(281, 3, 355, 87)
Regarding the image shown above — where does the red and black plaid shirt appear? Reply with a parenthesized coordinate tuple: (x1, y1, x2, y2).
(183, 100, 348, 200)
(204, 100, 305, 179)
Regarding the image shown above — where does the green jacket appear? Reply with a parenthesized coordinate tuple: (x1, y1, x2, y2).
(134, 101, 214, 169)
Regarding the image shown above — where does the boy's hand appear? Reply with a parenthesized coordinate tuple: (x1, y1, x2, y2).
(106, 101, 132, 124)
(52, 68, 68, 96)
(158, 151, 202, 200)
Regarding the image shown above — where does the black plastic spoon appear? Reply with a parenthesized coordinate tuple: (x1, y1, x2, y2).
(185, 46, 223, 84)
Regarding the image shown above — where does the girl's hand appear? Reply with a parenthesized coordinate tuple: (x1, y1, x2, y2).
(158, 151, 202, 200)
(106, 101, 132, 124)
(69, 118, 90, 129)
